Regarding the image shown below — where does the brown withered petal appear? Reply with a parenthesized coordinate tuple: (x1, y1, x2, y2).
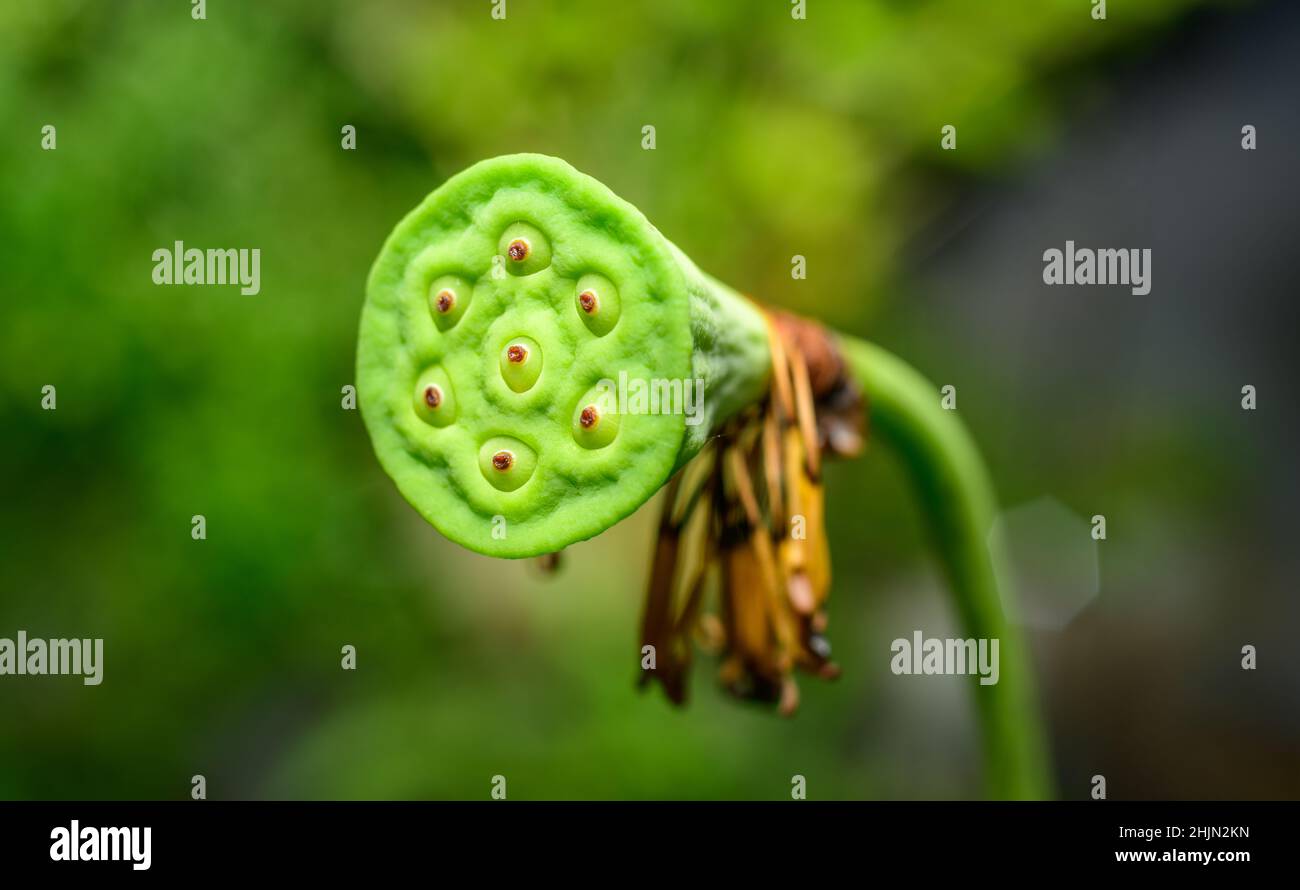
(769, 310, 845, 398)
(764, 314, 796, 421)
(630, 306, 862, 716)
(789, 349, 822, 479)
(762, 408, 785, 526)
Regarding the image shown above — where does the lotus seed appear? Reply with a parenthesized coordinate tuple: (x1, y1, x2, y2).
(412, 367, 456, 427)
(498, 222, 551, 276)
(499, 336, 542, 392)
(575, 273, 620, 336)
(428, 275, 473, 330)
(572, 385, 620, 449)
(478, 436, 537, 491)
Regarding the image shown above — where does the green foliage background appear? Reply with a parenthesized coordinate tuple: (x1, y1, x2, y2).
(0, 0, 1218, 799)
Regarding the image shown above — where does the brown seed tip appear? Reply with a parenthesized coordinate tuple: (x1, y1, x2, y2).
(506, 344, 527, 364)
(507, 239, 529, 262)
(579, 406, 599, 428)
(578, 291, 597, 313)
(435, 290, 455, 313)
(491, 451, 513, 471)
(423, 385, 442, 408)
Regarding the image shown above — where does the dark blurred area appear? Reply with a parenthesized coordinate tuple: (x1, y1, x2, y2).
(890, 0, 1300, 797)
(1, 0, 1294, 799)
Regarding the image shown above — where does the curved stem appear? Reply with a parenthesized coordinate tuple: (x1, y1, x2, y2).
(838, 336, 1053, 799)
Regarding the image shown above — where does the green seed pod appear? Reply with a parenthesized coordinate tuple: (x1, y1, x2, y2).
(358, 153, 770, 558)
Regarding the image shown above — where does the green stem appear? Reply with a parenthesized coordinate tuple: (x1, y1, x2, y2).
(838, 336, 1053, 800)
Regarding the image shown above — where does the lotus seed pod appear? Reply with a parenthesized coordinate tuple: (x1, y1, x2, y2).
(358, 153, 770, 558)
(359, 157, 1050, 793)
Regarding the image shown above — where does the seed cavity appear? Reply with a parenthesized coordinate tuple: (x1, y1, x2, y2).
(498, 222, 551, 276)
(575, 274, 620, 336)
(572, 384, 620, 449)
(413, 367, 456, 427)
(500, 336, 542, 393)
(428, 275, 472, 330)
(479, 436, 536, 491)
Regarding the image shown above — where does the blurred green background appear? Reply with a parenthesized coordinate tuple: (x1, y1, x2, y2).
(4, 0, 1296, 799)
